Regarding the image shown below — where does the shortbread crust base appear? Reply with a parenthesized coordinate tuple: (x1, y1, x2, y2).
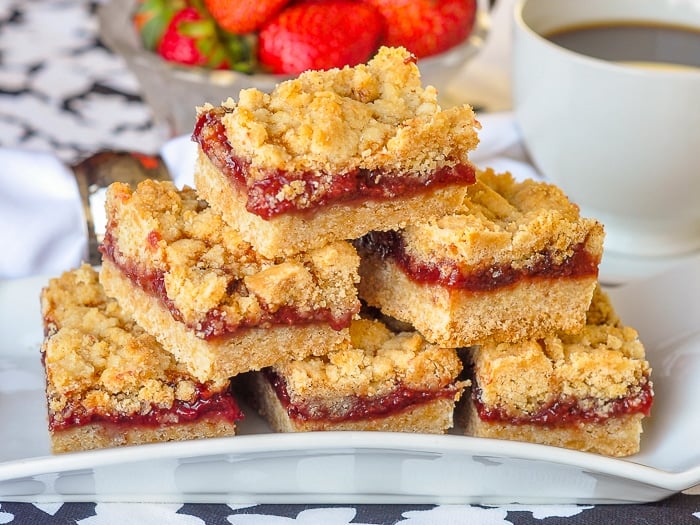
(100, 259, 351, 383)
(461, 398, 643, 457)
(51, 416, 236, 454)
(239, 371, 459, 434)
(357, 253, 598, 347)
(195, 151, 470, 258)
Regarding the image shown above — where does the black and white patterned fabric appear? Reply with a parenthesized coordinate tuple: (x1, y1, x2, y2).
(0, 498, 698, 524)
(0, 0, 164, 164)
(1, 1, 699, 523)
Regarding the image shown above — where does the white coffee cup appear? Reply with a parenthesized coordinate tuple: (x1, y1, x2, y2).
(512, 0, 700, 257)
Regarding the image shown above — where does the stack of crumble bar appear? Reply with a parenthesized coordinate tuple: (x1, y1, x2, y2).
(40, 46, 652, 457)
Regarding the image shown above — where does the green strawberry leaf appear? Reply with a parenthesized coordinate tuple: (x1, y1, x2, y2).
(178, 19, 218, 39)
(139, 17, 167, 50)
(221, 33, 258, 73)
(134, 0, 186, 50)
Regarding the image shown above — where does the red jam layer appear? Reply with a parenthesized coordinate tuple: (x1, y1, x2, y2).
(50, 384, 244, 431)
(264, 369, 458, 422)
(356, 230, 599, 292)
(192, 107, 477, 220)
(472, 380, 653, 427)
(101, 231, 356, 339)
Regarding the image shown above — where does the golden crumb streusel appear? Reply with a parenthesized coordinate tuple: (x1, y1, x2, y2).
(103, 180, 360, 334)
(204, 46, 480, 177)
(471, 287, 651, 418)
(40, 265, 228, 424)
(400, 168, 605, 271)
(274, 318, 464, 402)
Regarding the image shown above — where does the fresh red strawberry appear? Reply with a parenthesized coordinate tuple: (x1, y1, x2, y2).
(363, 0, 477, 58)
(204, 0, 291, 34)
(258, 1, 384, 74)
(157, 6, 227, 67)
(156, 6, 258, 72)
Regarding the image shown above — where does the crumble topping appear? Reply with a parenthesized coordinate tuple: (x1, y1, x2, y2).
(400, 169, 605, 272)
(274, 318, 464, 401)
(40, 265, 229, 423)
(471, 287, 651, 418)
(202, 46, 480, 178)
(102, 180, 361, 332)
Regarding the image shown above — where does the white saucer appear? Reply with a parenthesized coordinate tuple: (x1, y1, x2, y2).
(599, 248, 700, 286)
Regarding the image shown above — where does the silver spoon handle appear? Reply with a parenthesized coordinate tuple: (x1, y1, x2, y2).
(72, 151, 172, 266)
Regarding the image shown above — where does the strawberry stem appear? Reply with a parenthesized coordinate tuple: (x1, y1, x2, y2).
(189, 0, 259, 73)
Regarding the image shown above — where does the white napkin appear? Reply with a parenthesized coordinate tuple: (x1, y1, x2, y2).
(160, 134, 197, 188)
(470, 111, 542, 181)
(0, 142, 198, 280)
(0, 149, 86, 280)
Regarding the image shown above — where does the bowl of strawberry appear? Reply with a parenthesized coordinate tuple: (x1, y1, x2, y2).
(98, 0, 490, 136)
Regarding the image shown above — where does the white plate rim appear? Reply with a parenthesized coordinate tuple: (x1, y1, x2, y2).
(0, 429, 699, 493)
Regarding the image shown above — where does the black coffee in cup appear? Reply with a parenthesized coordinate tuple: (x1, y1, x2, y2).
(545, 22, 700, 69)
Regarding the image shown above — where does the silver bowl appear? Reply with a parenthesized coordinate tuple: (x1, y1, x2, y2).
(98, 0, 490, 137)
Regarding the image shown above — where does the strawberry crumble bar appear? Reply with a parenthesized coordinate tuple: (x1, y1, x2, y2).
(461, 286, 653, 457)
(99, 180, 360, 383)
(40, 265, 242, 454)
(192, 46, 480, 258)
(237, 317, 466, 433)
(355, 168, 605, 347)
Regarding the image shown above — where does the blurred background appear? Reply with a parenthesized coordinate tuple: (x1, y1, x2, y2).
(0, 0, 506, 164)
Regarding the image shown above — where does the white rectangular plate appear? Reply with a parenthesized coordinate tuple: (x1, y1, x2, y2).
(1, 259, 699, 504)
